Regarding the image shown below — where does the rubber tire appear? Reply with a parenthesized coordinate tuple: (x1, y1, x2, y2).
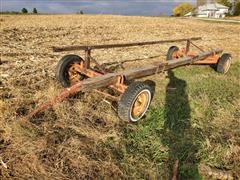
(166, 46, 179, 61)
(56, 54, 84, 88)
(118, 82, 154, 122)
(217, 53, 232, 74)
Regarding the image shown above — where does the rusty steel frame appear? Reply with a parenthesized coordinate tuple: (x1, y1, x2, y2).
(53, 37, 219, 68)
(54, 37, 203, 72)
(26, 37, 224, 119)
(53, 37, 202, 52)
(174, 49, 220, 65)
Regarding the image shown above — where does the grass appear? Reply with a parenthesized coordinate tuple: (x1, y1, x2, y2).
(185, 17, 240, 25)
(97, 62, 240, 179)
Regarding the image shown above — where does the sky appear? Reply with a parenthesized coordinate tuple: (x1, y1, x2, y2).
(1, 0, 197, 16)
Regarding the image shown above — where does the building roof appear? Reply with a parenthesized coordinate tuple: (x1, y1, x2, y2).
(199, 3, 229, 11)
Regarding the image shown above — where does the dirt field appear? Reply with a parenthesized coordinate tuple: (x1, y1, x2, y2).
(0, 15, 240, 179)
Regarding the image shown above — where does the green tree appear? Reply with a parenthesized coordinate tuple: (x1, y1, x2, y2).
(21, 8, 28, 14)
(80, 10, 84, 14)
(173, 3, 193, 16)
(33, 8, 37, 14)
(217, 0, 231, 7)
(233, 2, 240, 15)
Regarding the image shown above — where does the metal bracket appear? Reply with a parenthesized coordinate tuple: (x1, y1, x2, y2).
(114, 75, 127, 93)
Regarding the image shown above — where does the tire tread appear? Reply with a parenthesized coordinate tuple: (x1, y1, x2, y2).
(118, 82, 153, 122)
(217, 53, 231, 74)
(166, 46, 179, 61)
(56, 54, 84, 87)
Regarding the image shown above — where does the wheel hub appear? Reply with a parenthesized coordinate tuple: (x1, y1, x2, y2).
(132, 91, 149, 119)
(68, 64, 82, 85)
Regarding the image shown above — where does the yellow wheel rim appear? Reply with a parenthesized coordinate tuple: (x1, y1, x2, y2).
(131, 91, 150, 119)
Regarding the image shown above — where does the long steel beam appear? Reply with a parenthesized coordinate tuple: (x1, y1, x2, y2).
(53, 37, 202, 52)
(76, 49, 222, 86)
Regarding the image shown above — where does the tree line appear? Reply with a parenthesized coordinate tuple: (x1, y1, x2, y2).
(1, 8, 86, 15)
(1, 8, 38, 14)
(21, 8, 38, 14)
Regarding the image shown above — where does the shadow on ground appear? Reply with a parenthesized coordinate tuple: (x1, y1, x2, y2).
(161, 70, 201, 179)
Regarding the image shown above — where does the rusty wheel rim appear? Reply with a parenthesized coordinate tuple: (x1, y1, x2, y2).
(68, 64, 82, 85)
(172, 51, 179, 59)
(131, 90, 151, 120)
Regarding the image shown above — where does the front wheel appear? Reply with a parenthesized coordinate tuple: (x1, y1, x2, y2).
(166, 46, 180, 61)
(56, 54, 85, 87)
(118, 82, 154, 122)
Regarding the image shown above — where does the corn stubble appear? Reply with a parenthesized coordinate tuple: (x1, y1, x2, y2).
(0, 15, 239, 179)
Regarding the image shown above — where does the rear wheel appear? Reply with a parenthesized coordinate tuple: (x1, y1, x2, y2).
(56, 55, 85, 87)
(217, 53, 231, 74)
(118, 82, 154, 122)
(166, 46, 180, 61)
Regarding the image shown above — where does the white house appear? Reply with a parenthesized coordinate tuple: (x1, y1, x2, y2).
(185, 3, 229, 18)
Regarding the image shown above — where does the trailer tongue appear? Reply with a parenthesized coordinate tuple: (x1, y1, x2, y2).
(26, 37, 231, 122)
